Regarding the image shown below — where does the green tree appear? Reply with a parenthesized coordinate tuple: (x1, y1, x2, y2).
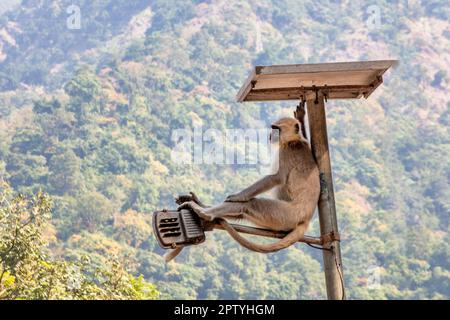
(0, 182, 159, 300)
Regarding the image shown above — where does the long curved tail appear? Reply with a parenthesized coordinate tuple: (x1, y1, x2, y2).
(164, 219, 307, 263)
(218, 219, 307, 253)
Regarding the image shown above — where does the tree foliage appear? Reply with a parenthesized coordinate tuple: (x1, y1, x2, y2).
(0, 182, 158, 300)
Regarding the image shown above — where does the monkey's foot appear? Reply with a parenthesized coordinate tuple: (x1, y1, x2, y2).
(178, 201, 214, 221)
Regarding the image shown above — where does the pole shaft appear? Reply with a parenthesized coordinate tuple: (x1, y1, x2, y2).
(307, 94, 345, 300)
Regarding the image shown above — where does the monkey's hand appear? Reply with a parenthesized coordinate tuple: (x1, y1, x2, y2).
(175, 192, 206, 207)
(225, 193, 252, 202)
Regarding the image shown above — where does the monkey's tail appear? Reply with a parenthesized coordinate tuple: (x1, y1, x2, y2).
(217, 219, 307, 253)
(164, 246, 184, 263)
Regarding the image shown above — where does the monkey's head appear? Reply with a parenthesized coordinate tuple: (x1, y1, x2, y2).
(270, 117, 304, 148)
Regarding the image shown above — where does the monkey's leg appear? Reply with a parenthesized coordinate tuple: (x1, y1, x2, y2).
(196, 199, 297, 230)
(179, 199, 299, 231)
(207, 198, 300, 231)
(242, 198, 300, 231)
(203, 202, 247, 219)
(178, 201, 245, 221)
(225, 175, 281, 202)
(204, 199, 310, 253)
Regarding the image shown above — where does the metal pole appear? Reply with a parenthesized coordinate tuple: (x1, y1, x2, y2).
(307, 93, 345, 300)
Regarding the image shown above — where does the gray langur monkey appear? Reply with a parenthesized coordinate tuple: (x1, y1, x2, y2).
(165, 116, 320, 262)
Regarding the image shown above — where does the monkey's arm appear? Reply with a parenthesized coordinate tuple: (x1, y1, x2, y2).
(226, 174, 282, 202)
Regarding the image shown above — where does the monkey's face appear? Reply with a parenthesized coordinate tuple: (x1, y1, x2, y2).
(270, 118, 301, 147)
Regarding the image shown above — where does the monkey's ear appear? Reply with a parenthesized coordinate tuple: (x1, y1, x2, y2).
(295, 123, 300, 134)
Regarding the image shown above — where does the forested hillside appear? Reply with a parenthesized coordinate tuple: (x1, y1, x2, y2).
(0, 0, 449, 299)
